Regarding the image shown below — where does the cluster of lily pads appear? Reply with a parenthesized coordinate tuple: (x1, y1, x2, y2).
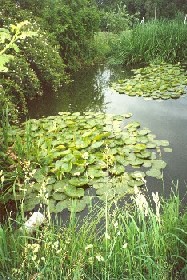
(112, 63, 187, 100)
(4, 112, 170, 213)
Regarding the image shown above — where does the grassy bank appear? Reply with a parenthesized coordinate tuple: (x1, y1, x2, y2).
(0, 188, 187, 279)
(106, 20, 187, 65)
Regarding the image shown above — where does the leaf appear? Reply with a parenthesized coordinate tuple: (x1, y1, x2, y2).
(164, 147, 172, 153)
(53, 180, 69, 192)
(91, 141, 104, 149)
(53, 192, 67, 201)
(0, 29, 11, 43)
(64, 185, 84, 198)
(67, 196, 90, 213)
(47, 199, 56, 213)
(0, 54, 14, 72)
(146, 168, 162, 179)
(69, 177, 88, 186)
(55, 200, 69, 213)
(55, 161, 72, 172)
(33, 169, 45, 183)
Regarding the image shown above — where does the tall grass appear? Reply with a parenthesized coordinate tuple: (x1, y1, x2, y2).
(108, 20, 187, 65)
(0, 187, 187, 279)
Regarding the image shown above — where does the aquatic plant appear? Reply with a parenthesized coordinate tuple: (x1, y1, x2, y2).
(108, 20, 187, 65)
(1, 112, 170, 213)
(112, 63, 187, 100)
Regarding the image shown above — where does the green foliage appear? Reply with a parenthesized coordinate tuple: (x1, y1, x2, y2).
(0, 21, 38, 122)
(0, 112, 170, 212)
(0, 20, 36, 72)
(42, 0, 100, 70)
(0, 20, 68, 121)
(99, 4, 133, 33)
(97, 0, 187, 20)
(0, 190, 187, 279)
(93, 32, 119, 63)
(108, 20, 187, 65)
(112, 63, 187, 100)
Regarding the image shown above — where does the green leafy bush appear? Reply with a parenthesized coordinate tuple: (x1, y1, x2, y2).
(0, 21, 68, 122)
(42, 0, 100, 70)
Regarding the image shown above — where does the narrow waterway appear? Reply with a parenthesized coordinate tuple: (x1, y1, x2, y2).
(28, 65, 187, 200)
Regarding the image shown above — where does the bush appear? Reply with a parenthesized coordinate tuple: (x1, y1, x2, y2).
(0, 21, 68, 122)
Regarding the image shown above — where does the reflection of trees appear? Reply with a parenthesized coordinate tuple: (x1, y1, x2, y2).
(27, 65, 133, 119)
(27, 66, 109, 118)
(61, 66, 106, 113)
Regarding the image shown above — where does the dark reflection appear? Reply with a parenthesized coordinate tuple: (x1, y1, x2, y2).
(27, 65, 131, 119)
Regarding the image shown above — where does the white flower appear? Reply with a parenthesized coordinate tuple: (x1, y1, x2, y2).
(122, 243, 128, 249)
(96, 255, 104, 262)
(152, 192, 160, 222)
(134, 187, 149, 216)
(113, 221, 118, 229)
(85, 244, 93, 250)
(105, 232, 110, 240)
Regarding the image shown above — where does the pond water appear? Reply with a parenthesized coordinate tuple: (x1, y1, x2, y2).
(27, 64, 187, 201)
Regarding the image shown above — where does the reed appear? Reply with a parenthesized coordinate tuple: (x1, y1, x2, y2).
(108, 20, 187, 65)
(0, 187, 187, 279)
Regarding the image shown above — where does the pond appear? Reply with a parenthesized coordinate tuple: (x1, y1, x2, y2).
(27, 64, 187, 202)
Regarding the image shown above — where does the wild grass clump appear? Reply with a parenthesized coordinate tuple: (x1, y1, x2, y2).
(108, 20, 187, 65)
(0, 187, 187, 279)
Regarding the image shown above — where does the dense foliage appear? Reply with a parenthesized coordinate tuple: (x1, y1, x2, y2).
(0, 21, 67, 122)
(0, 112, 169, 212)
(0, 0, 101, 121)
(108, 21, 187, 65)
(0, 189, 187, 279)
(97, 0, 187, 20)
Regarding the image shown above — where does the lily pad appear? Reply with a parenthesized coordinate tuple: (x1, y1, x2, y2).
(2, 111, 171, 213)
(64, 185, 84, 198)
(146, 168, 162, 179)
(52, 192, 67, 201)
(53, 180, 69, 192)
(112, 63, 187, 100)
(55, 200, 69, 213)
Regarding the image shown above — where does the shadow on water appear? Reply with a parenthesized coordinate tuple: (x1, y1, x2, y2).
(6, 63, 186, 223)
(27, 64, 132, 118)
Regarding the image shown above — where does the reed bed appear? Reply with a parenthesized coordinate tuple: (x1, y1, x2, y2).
(108, 20, 187, 65)
(0, 186, 187, 279)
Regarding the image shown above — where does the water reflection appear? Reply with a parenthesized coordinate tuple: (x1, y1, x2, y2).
(27, 65, 128, 118)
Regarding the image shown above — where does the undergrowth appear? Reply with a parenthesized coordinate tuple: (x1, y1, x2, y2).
(0, 185, 187, 279)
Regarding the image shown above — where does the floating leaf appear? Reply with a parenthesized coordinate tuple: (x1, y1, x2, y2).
(69, 177, 88, 187)
(112, 63, 187, 100)
(55, 200, 69, 213)
(164, 147, 173, 153)
(146, 168, 162, 179)
(64, 185, 84, 198)
(53, 192, 67, 201)
(67, 196, 90, 213)
(53, 180, 69, 192)
(3, 112, 170, 213)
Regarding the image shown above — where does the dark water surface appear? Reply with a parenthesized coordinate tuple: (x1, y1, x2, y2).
(27, 65, 187, 200)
